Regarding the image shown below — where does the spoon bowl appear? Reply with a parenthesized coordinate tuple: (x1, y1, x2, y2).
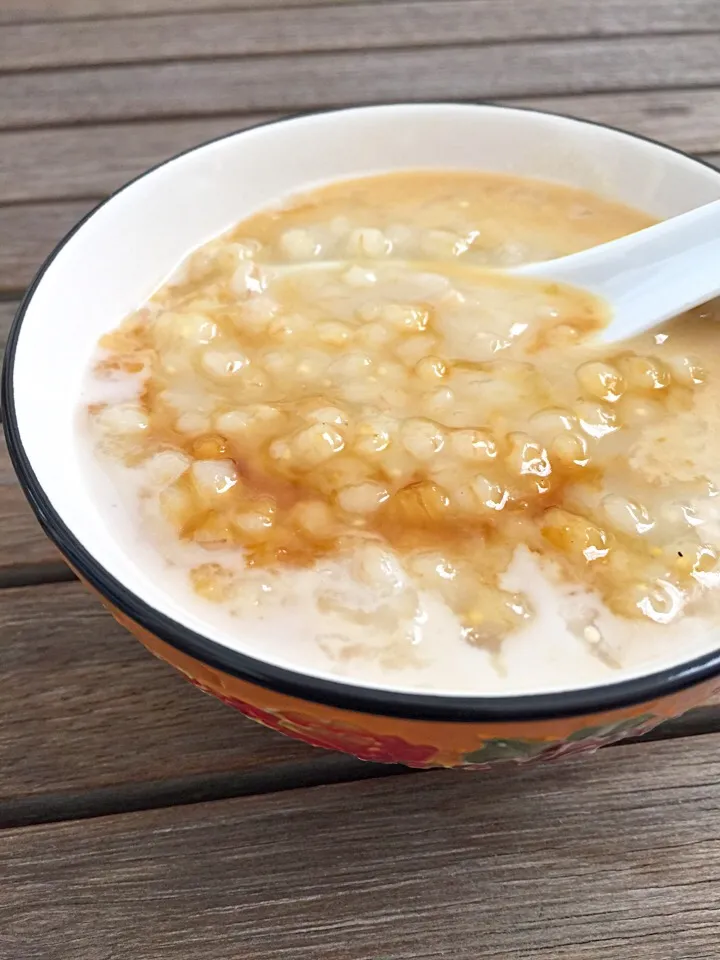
(268, 197, 720, 344)
(516, 197, 720, 342)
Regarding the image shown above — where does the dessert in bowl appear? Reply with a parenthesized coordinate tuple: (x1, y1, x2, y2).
(5, 103, 720, 768)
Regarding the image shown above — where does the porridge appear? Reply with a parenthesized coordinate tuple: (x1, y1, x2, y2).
(83, 171, 720, 693)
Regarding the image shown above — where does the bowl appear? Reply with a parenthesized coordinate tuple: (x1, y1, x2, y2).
(5, 103, 720, 769)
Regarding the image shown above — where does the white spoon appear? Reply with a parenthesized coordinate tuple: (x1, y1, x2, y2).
(267, 198, 720, 344)
(515, 197, 720, 342)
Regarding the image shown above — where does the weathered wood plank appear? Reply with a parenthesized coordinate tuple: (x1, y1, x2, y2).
(0, 0, 373, 24)
(0, 300, 17, 351)
(5, 734, 720, 959)
(0, 579, 384, 823)
(3, 93, 720, 206)
(0, 432, 64, 577)
(3, 1, 719, 71)
(0, 199, 94, 292)
(521, 90, 720, 156)
(2, 36, 719, 131)
(0, 114, 271, 204)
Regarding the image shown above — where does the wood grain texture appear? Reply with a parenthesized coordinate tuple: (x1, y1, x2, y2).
(3, 94, 720, 206)
(0, 0, 372, 24)
(520, 91, 720, 155)
(0, 433, 64, 577)
(0, 300, 17, 350)
(5, 734, 720, 959)
(0, 199, 94, 292)
(0, 114, 271, 203)
(2, 1, 719, 71)
(0, 579, 385, 820)
(2, 36, 720, 131)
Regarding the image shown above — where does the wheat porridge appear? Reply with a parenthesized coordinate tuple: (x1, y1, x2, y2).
(82, 171, 720, 694)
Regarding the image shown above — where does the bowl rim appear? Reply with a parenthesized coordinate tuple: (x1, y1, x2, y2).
(5, 100, 720, 723)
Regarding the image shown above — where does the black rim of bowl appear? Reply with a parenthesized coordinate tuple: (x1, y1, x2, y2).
(4, 102, 720, 723)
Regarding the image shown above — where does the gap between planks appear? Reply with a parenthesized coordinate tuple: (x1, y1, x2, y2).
(0, 755, 412, 830)
(0, 562, 76, 589)
(2, 84, 720, 151)
(0, 0, 454, 29)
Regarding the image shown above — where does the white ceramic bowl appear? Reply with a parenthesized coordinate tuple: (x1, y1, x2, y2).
(5, 104, 720, 768)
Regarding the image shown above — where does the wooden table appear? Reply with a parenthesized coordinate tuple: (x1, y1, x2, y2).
(2, 2, 720, 956)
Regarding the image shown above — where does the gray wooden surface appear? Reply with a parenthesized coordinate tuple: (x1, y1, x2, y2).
(5, 735, 720, 960)
(3, 0, 719, 71)
(2, 1, 720, 957)
(4, 37, 720, 130)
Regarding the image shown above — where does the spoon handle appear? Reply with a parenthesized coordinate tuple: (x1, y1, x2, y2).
(515, 198, 720, 342)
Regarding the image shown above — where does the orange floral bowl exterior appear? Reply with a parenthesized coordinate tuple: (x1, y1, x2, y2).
(106, 602, 720, 769)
